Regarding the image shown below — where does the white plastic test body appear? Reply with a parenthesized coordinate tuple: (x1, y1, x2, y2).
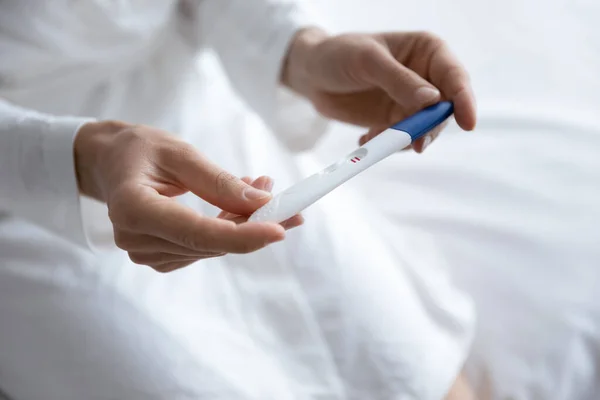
(249, 101, 454, 223)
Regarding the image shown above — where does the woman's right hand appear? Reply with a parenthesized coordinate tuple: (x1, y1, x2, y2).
(74, 121, 301, 272)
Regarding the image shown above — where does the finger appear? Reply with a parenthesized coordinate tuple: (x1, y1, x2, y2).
(358, 126, 384, 146)
(128, 251, 212, 268)
(114, 231, 220, 257)
(281, 214, 304, 230)
(221, 179, 302, 230)
(178, 213, 285, 254)
(250, 175, 274, 192)
(162, 146, 272, 215)
(217, 176, 257, 218)
(412, 131, 441, 154)
(363, 45, 441, 114)
(411, 120, 448, 153)
(154, 259, 209, 274)
(412, 135, 433, 154)
(218, 177, 299, 231)
(217, 176, 274, 219)
(427, 41, 477, 130)
(223, 213, 303, 231)
(359, 109, 449, 151)
(111, 186, 285, 254)
(153, 254, 228, 273)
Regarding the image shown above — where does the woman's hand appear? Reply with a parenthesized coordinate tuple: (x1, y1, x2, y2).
(283, 29, 477, 152)
(74, 121, 301, 273)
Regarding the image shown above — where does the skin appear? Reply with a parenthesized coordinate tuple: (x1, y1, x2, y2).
(75, 121, 302, 273)
(74, 27, 479, 397)
(75, 28, 476, 272)
(283, 28, 476, 151)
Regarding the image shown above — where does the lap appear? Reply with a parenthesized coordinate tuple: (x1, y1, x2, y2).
(0, 173, 474, 399)
(0, 220, 295, 400)
(342, 123, 600, 399)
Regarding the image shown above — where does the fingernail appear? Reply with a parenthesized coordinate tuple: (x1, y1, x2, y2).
(415, 87, 441, 106)
(243, 187, 272, 200)
(422, 135, 432, 151)
(264, 178, 274, 192)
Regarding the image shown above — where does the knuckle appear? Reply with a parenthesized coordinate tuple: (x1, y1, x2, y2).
(175, 140, 197, 157)
(156, 261, 190, 274)
(161, 140, 197, 166)
(109, 202, 143, 231)
(107, 204, 123, 227)
(232, 240, 261, 254)
(355, 44, 381, 74)
(311, 95, 335, 119)
(112, 230, 131, 250)
(202, 236, 219, 252)
(152, 253, 170, 264)
(107, 191, 138, 227)
(116, 125, 151, 151)
(417, 31, 444, 47)
(128, 252, 147, 266)
(215, 170, 240, 196)
(412, 31, 446, 56)
(155, 264, 174, 274)
(124, 125, 147, 140)
(107, 199, 121, 225)
(422, 31, 443, 44)
(178, 231, 207, 252)
(442, 65, 469, 93)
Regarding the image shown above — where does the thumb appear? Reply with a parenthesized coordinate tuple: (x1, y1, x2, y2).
(166, 147, 272, 215)
(365, 47, 441, 113)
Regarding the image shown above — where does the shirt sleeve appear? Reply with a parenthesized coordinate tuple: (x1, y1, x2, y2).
(0, 98, 95, 249)
(195, 0, 331, 152)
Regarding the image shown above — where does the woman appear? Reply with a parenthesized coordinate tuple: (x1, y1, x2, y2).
(0, 1, 476, 398)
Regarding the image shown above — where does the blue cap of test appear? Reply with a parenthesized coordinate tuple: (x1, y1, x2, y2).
(389, 101, 454, 141)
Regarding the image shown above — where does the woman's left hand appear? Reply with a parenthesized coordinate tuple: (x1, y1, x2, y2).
(283, 28, 477, 152)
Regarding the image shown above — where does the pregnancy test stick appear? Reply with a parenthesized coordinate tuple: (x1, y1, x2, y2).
(249, 101, 454, 223)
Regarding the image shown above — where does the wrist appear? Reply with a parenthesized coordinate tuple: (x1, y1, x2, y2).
(281, 27, 328, 96)
(74, 120, 130, 202)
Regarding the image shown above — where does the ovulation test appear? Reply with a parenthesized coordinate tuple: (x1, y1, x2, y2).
(249, 101, 454, 223)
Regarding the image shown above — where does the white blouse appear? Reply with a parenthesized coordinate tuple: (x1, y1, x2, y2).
(0, 0, 326, 248)
(0, 2, 474, 399)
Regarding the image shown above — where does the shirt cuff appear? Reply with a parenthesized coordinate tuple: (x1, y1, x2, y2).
(41, 116, 96, 249)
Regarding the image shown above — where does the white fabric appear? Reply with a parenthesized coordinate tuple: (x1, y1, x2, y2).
(0, 100, 93, 248)
(0, 1, 474, 399)
(312, 0, 600, 399)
